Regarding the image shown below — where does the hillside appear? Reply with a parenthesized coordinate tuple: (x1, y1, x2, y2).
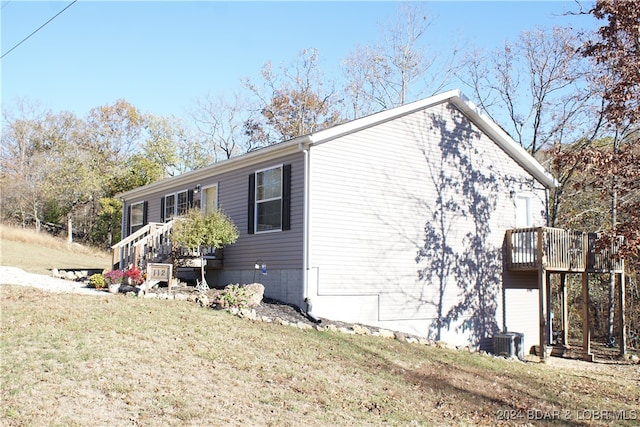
(0, 226, 638, 425)
(0, 224, 112, 275)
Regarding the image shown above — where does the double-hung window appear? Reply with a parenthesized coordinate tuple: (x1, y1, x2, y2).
(248, 164, 291, 234)
(164, 194, 176, 221)
(256, 166, 283, 232)
(162, 189, 191, 222)
(176, 190, 189, 216)
(130, 201, 146, 234)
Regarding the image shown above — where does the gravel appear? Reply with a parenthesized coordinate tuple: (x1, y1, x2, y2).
(0, 266, 111, 296)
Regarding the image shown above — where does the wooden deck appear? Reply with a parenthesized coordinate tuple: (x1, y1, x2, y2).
(505, 227, 624, 273)
(505, 227, 626, 361)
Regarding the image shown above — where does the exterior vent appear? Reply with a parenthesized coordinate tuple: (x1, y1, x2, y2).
(493, 332, 524, 360)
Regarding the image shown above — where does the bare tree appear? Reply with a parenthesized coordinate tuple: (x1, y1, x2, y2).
(190, 93, 254, 160)
(342, 3, 462, 118)
(460, 26, 595, 156)
(242, 48, 343, 145)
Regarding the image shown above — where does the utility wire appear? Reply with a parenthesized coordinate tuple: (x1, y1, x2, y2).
(1, 0, 77, 60)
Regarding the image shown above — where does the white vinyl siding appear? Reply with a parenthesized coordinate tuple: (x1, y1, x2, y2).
(308, 103, 546, 341)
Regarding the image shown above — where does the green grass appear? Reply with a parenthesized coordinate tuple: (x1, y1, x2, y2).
(1, 286, 638, 426)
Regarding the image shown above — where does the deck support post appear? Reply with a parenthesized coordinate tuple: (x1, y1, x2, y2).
(546, 271, 552, 348)
(619, 270, 626, 356)
(560, 273, 568, 347)
(538, 267, 548, 361)
(582, 271, 593, 361)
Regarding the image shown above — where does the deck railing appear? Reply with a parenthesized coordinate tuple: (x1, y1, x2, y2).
(506, 227, 623, 273)
(110, 220, 223, 271)
(111, 221, 174, 270)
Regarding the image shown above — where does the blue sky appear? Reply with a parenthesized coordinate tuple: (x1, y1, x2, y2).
(1, 1, 596, 120)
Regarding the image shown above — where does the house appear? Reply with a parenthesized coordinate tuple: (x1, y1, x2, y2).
(115, 90, 559, 354)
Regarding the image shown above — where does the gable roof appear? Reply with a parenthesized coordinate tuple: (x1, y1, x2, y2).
(117, 90, 556, 200)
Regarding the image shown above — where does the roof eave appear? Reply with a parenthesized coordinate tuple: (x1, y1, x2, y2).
(116, 135, 311, 200)
(450, 95, 558, 189)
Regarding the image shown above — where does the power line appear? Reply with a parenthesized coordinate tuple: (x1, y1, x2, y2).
(1, 0, 77, 60)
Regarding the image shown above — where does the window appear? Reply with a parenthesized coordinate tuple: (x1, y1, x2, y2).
(256, 167, 282, 232)
(202, 184, 218, 214)
(164, 194, 176, 221)
(515, 195, 532, 228)
(130, 202, 146, 234)
(177, 190, 189, 216)
(162, 190, 192, 222)
(248, 164, 291, 234)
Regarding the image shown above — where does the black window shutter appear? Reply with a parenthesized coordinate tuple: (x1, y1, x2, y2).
(282, 164, 291, 231)
(160, 197, 165, 222)
(142, 201, 148, 225)
(248, 173, 255, 234)
(126, 205, 131, 236)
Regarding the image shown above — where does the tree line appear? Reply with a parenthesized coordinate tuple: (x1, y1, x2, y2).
(1, 0, 638, 346)
(2, 6, 638, 259)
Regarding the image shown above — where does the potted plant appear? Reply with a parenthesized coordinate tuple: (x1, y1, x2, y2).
(104, 269, 124, 293)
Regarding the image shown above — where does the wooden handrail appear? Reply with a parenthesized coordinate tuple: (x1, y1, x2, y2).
(506, 227, 623, 273)
(111, 221, 175, 270)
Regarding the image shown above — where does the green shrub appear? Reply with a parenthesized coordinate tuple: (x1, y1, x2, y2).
(89, 273, 106, 289)
(212, 284, 251, 309)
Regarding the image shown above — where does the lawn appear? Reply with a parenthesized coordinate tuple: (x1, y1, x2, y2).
(1, 285, 638, 426)
(1, 225, 638, 426)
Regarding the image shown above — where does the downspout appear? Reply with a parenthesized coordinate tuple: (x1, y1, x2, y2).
(299, 142, 320, 323)
(545, 188, 550, 227)
(120, 198, 126, 241)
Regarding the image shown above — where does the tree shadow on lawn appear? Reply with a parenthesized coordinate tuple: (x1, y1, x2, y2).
(335, 334, 588, 426)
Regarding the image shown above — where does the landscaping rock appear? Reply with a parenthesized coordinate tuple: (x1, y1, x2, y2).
(352, 324, 371, 335)
(378, 329, 395, 339)
(238, 308, 257, 320)
(394, 332, 407, 342)
(196, 294, 210, 307)
(241, 283, 265, 307)
(296, 322, 312, 330)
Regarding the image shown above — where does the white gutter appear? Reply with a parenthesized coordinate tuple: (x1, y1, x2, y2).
(450, 94, 558, 189)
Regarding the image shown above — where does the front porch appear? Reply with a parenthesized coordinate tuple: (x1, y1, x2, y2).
(111, 220, 223, 283)
(505, 227, 626, 361)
